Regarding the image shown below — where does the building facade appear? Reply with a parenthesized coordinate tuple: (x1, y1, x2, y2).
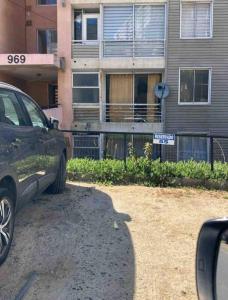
(0, 0, 226, 161)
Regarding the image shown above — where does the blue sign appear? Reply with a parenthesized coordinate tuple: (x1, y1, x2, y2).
(153, 133, 175, 146)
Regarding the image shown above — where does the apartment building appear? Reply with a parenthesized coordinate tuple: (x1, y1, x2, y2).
(1, 0, 227, 161)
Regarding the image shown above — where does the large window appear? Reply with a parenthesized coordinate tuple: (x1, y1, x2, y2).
(181, 2, 212, 39)
(37, 0, 56, 5)
(179, 69, 211, 104)
(72, 73, 99, 104)
(38, 29, 57, 54)
(103, 5, 165, 57)
(106, 74, 161, 122)
(178, 136, 208, 161)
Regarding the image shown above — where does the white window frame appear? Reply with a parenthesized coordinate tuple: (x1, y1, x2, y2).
(178, 67, 212, 105)
(177, 134, 210, 162)
(72, 72, 100, 107)
(180, 1, 213, 39)
(82, 14, 100, 42)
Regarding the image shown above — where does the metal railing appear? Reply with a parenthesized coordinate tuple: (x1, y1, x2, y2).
(71, 39, 165, 59)
(103, 39, 165, 57)
(105, 103, 162, 123)
(72, 40, 100, 58)
(62, 130, 228, 171)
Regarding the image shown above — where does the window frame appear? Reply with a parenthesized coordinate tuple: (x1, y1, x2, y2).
(37, 0, 57, 6)
(82, 14, 100, 42)
(178, 67, 212, 105)
(0, 89, 30, 127)
(17, 92, 50, 128)
(37, 28, 57, 54)
(180, 1, 213, 39)
(177, 134, 210, 162)
(72, 72, 100, 106)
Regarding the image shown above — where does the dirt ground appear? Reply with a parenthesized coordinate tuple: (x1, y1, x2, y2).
(0, 182, 228, 300)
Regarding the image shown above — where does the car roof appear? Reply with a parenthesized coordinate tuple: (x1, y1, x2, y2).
(0, 82, 27, 95)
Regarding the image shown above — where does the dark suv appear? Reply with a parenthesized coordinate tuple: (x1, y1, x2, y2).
(0, 82, 67, 265)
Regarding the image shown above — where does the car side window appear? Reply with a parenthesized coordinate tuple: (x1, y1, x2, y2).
(0, 90, 27, 126)
(20, 95, 47, 128)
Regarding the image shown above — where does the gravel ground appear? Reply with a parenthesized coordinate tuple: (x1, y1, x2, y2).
(0, 182, 228, 300)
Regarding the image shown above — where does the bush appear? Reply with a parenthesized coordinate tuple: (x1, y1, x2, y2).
(67, 158, 228, 188)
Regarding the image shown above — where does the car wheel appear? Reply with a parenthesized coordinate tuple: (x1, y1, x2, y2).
(47, 154, 66, 194)
(0, 188, 15, 266)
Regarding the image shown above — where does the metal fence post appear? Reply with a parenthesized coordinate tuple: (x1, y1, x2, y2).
(123, 134, 127, 170)
(210, 136, 214, 172)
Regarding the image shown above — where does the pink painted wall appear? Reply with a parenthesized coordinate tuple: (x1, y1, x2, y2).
(0, 1, 26, 53)
(57, 0, 73, 156)
(25, 0, 57, 53)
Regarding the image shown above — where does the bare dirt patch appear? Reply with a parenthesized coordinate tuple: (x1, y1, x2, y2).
(0, 182, 228, 300)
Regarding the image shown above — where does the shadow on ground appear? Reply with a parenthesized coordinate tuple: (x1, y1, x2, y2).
(0, 183, 135, 300)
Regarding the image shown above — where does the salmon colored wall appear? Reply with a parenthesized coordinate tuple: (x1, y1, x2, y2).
(0, 1, 26, 53)
(24, 81, 50, 108)
(58, 0, 73, 156)
(0, 73, 26, 91)
(25, 0, 57, 53)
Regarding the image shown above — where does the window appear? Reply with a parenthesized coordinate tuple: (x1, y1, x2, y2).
(38, 29, 57, 54)
(72, 73, 99, 104)
(74, 10, 99, 41)
(179, 69, 211, 104)
(73, 135, 100, 159)
(106, 74, 161, 122)
(178, 136, 208, 161)
(48, 84, 58, 108)
(181, 2, 212, 38)
(37, 0, 56, 5)
(21, 96, 47, 128)
(0, 90, 27, 126)
(103, 5, 165, 57)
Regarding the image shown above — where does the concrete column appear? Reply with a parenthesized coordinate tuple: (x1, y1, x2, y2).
(57, 0, 73, 157)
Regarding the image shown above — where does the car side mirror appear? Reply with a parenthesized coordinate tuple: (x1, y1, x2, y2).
(196, 218, 228, 300)
(49, 117, 59, 130)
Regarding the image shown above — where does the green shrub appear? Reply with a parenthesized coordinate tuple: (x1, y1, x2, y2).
(67, 158, 228, 188)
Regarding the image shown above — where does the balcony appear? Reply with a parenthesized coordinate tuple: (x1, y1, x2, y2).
(105, 103, 162, 123)
(103, 40, 165, 58)
(72, 40, 99, 59)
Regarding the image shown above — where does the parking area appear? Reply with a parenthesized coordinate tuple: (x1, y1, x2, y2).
(0, 182, 228, 300)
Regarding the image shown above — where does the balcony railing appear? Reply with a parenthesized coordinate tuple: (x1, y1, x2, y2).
(105, 103, 162, 123)
(103, 40, 165, 58)
(72, 41, 100, 59)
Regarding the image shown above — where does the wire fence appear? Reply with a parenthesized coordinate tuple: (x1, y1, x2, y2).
(62, 130, 228, 171)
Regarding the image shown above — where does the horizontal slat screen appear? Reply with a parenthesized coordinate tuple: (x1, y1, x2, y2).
(135, 5, 165, 40)
(103, 6, 133, 40)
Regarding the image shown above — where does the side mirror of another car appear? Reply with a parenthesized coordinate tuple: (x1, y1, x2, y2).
(196, 218, 228, 300)
(49, 117, 59, 130)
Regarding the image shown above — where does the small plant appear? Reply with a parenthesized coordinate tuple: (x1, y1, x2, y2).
(67, 158, 228, 189)
(144, 142, 153, 160)
(128, 142, 137, 159)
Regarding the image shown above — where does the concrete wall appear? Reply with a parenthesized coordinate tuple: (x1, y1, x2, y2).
(0, 1, 26, 53)
(25, 0, 57, 53)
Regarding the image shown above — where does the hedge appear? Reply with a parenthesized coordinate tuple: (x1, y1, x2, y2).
(67, 158, 228, 188)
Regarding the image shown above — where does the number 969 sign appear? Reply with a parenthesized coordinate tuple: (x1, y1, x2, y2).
(7, 55, 26, 64)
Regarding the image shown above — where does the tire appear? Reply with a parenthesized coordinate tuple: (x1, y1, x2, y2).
(47, 154, 66, 194)
(0, 188, 15, 266)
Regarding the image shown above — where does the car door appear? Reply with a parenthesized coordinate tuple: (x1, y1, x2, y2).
(19, 94, 59, 192)
(0, 88, 39, 206)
